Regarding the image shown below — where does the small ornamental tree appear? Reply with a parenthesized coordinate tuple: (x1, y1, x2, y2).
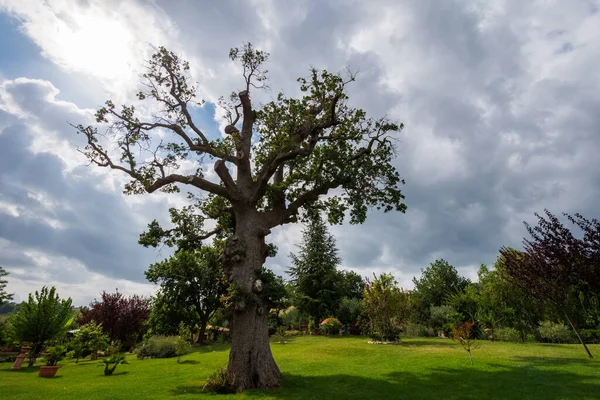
(78, 290, 150, 349)
(71, 321, 110, 362)
(452, 321, 478, 365)
(361, 273, 411, 342)
(73, 43, 406, 390)
(500, 210, 600, 358)
(10, 286, 73, 366)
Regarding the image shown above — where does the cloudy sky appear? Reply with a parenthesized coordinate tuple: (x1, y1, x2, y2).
(1, 0, 599, 306)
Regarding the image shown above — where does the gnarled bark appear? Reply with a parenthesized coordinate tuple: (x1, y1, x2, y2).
(228, 303, 280, 391)
(221, 210, 281, 391)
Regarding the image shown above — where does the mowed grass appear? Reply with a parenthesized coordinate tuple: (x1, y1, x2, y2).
(1, 336, 599, 399)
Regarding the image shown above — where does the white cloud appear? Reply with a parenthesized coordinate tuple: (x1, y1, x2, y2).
(0, 0, 179, 100)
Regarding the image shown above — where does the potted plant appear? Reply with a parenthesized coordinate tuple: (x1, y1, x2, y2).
(39, 345, 65, 377)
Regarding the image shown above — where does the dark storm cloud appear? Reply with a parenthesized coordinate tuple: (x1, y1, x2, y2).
(261, 0, 600, 278)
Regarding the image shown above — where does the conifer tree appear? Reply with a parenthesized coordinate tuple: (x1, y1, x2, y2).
(288, 211, 342, 326)
(0, 266, 13, 305)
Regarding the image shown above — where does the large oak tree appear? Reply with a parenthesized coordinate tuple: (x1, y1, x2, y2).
(74, 44, 406, 391)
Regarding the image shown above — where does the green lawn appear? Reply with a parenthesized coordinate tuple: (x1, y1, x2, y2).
(1, 336, 599, 399)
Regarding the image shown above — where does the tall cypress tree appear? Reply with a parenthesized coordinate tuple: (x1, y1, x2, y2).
(0, 266, 13, 306)
(288, 211, 342, 326)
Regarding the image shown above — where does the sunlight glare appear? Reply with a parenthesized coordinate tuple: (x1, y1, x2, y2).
(53, 13, 135, 82)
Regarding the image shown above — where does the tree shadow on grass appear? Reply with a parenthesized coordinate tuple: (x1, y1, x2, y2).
(101, 371, 130, 377)
(510, 355, 599, 367)
(400, 339, 457, 348)
(177, 360, 200, 365)
(0, 366, 40, 374)
(238, 364, 600, 400)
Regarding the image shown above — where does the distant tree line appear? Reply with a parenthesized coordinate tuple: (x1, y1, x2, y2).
(0, 210, 597, 363)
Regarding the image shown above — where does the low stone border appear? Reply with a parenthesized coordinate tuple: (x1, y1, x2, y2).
(367, 340, 401, 345)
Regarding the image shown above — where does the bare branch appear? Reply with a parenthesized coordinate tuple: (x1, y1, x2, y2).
(102, 106, 238, 165)
(74, 124, 231, 199)
(164, 64, 210, 144)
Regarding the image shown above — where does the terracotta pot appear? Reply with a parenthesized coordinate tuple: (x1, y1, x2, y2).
(11, 354, 26, 370)
(39, 366, 59, 378)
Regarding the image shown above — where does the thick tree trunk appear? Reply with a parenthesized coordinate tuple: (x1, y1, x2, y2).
(197, 320, 207, 345)
(222, 210, 281, 392)
(228, 303, 280, 391)
(28, 343, 43, 367)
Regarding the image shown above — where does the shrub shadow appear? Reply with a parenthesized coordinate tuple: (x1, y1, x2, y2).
(102, 371, 129, 377)
(192, 344, 230, 354)
(171, 384, 205, 395)
(177, 360, 200, 365)
(0, 366, 40, 374)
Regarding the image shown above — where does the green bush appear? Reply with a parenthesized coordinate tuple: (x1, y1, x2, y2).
(284, 330, 302, 336)
(0, 318, 11, 346)
(281, 307, 302, 330)
(136, 336, 179, 359)
(320, 318, 342, 336)
(428, 305, 455, 332)
(525, 333, 536, 343)
(203, 366, 235, 394)
(43, 345, 66, 366)
(337, 297, 363, 325)
(494, 327, 522, 342)
(69, 321, 109, 363)
(271, 326, 287, 344)
(404, 322, 432, 337)
(538, 321, 575, 343)
(361, 273, 411, 342)
(580, 329, 600, 344)
(174, 336, 192, 363)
